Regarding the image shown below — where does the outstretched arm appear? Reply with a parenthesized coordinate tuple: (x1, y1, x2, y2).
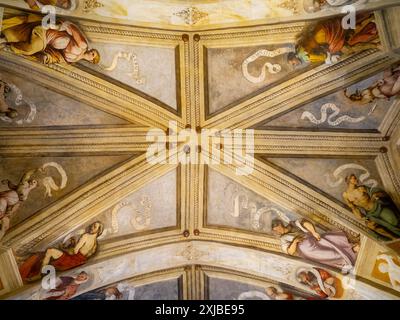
(301, 220, 321, 240)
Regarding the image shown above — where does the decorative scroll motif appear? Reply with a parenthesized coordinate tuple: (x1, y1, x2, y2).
(100, 52, 145, 85)
(131, 196, 152, 231)
(177, 243, 208, 261)
(251, 207, 285, 232)
(226, 183, 288, 233)
(0, 80, 37, 125)
(325, 163, 378, 188)
(83, 0, 104, 12)
(300, 103, 376, 127)
(174, 6, 208, 25)
(101, 196, 152, 238)
(242, 48, 294, 84)
(40, 162, 68, 198)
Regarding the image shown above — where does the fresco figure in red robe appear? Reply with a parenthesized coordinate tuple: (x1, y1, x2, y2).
(287, 13, 380, 66)
(19, 221, 103, 282)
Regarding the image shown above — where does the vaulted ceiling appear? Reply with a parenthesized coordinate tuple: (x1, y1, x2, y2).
(1, 0, 400, 300)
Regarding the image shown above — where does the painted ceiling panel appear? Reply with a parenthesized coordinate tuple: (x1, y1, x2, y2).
(81, 43, 179, 111)
(263, 157, 383, 204)
(86, 168, 179, 240)
(207, 168, 299, 234)
(1, 0, 389, 29)
(207, 277, 316, 300)
(206, 43, 307, 114)
(0, 0, 399, 301)
(259, 70, 398, 131)
(72, 277, 180, 300)
(0, 70, 131, 127)
(0, 155, 133, 226)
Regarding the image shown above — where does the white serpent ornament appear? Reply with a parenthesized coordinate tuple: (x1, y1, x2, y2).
(242, 47, 294, 84)
(301, 102, 377, 127)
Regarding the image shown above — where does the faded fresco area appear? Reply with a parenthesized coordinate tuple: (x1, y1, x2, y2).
(261, 71, 397, 131)
(264, 157, 383, 203)
(206, 43, 304, 114)
(206, 12, 381, 114)
(6, 0, 382, 27)
(0, 155, 132, 226)
(71, 278, 180, 300)
(207, 277, 317, 300)
(207, 168, 299, 233)
(81, 43, 179, 110)
(264, 157, 400, 240)
(0, 0, 399, 301)
(86, 169, 178, 241)
(207, 169, 360, 272)
(0, 71, 130, 127)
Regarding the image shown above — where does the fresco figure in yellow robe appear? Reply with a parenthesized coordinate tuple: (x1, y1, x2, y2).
(0, 14, 100, 65)
(24, 0, 73, 10)
(287, 13, 380, 66)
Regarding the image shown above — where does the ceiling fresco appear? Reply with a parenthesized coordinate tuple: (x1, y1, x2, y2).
(259, 69, 399, 132)
(0, 0, 400, 302)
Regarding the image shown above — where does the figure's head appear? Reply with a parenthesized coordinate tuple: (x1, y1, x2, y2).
(17, 180, 38, 201)
(104, 287, 123, 300)
(88, 221, 104, 237)
(345, 174, 358, 186)
(6, 108, 18, 119)
(272, 219, 288, 235)
(287, 52, 302, 67)
(84, 49, 100, 64)
(56, 0, 72, 9)
(265, 286, 278, 298)
(75, 271, 89, 283)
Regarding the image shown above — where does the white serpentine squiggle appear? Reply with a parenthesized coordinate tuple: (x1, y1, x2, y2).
(41, 162, 68, 198)
(0, 83, 37, 125)
(301, 103, 366, 126)
(242, 47, 294, 84)
(238, 291, 271, 300)
(325, 163, 378, 188)
(130, 196, 152, 231)
(100, 51, 145, 84)
(251, 207, 287, 231)
(100, 202, 130, 238)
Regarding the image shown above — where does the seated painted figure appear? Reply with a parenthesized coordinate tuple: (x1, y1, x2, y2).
(343, 174, 400, 240)
(19, 222, 103, 282)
